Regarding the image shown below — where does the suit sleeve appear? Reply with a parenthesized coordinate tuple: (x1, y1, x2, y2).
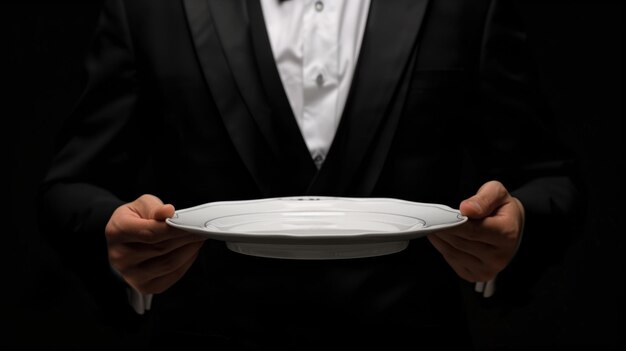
(37, 0, 144, 324)
(471, 0, 586, 302)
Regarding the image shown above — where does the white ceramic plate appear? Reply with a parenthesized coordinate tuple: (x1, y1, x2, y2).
(166, 196, 467, 260)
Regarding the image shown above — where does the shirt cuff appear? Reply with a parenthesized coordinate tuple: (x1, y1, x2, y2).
(110, 265, 153, 314)
(127, 287, 153, 315)
(475, 278, 496, 298)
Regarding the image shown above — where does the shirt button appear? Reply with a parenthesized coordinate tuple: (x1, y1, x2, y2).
(316, 73, 324, 86)
(315, 1, 324, 12)
(314, 154, 324, 165)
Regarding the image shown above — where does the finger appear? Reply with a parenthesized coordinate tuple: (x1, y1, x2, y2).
(154, 203, 176, 221)
(141, 234, 205, 259)
(428, 235, 484, 282)
(130, 194, 164, 218)
(436, 231, 511, 272)
(463, 200, 523, 247)
(437, 220, 500, 245)
(460, 180, 510, 219)
(139, 247, 201, 294)
(111, 234, 206, 268)
(131, 194, 175, 221)
(115, 217, 190, 244)
(438, 218, 519, 259)
(436, 230, 498, 254)
(126, 241, 204, 285)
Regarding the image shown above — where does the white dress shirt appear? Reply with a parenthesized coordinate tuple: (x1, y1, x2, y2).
(260, 0, 371, 168)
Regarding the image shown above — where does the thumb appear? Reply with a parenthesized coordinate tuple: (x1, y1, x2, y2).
(133, 194, 175, 221)
(460, 180, 509, 219)
(154, 203, 176, 221)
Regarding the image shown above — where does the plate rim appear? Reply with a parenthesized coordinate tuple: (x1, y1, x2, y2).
(165, 196, 467, 245)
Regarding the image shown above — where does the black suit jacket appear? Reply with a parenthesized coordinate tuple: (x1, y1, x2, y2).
(39, 0, 582, 348)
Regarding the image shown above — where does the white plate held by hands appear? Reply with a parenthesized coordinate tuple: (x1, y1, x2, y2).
(166, 196, 467, 260)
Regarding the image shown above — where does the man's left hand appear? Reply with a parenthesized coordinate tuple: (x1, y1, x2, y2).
(427, 180, 525, 282)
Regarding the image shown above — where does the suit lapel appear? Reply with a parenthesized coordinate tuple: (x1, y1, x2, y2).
(183, 0, 316, 196)
(308, 0, 431, 196)
(183, 0, 430, 197)
(245, 0, 316, 175)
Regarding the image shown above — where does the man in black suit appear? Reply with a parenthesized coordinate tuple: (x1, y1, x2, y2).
(38, 0, 581, 349)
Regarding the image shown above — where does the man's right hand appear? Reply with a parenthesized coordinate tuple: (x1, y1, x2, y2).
(105, 194, 205, 294)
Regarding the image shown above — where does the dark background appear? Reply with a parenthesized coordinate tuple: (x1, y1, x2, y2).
(6, 1, 623, 349)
